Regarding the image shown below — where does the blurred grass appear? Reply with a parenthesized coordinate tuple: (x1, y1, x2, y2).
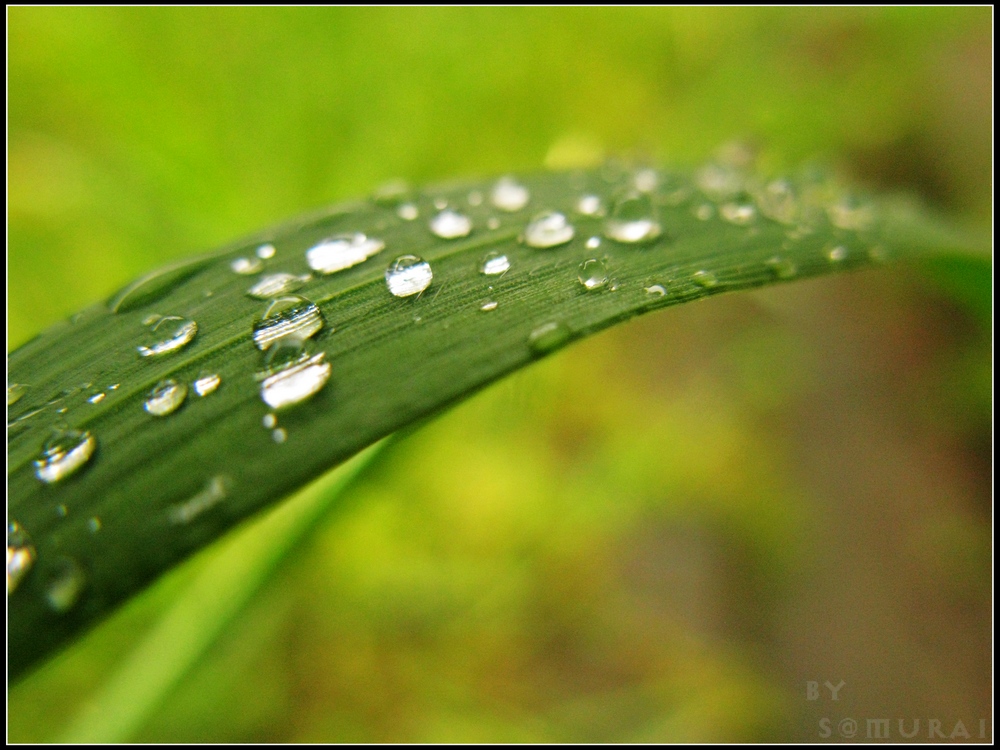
(7, 7, 992, 742)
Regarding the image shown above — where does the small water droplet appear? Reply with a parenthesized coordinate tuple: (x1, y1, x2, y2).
(246, 273, 311, 299)
(88, 392, 106, 405)
(695, 162, 744, 200)
(397, 203, 419, 221)
(480, 252, 510, 276)
(386, 255, 433, 297)
(57, 504, 68, 517)
(231, 256, 263, 275)
(306, 233, 385, 275)
(34, 428, 97, 484)
(604, 191, 662, 244)
(575, 194, 604, 216)
(644, 284, 667, 297)
(720, 202, 756, 225)
(257, 339, 331, 410)
(827, 246, 848, 262)
(256, 243, 277, 259)
(263, 413, 277, 428)
(528, 321, 571, 354)
(8, 384, 28, 406)
(694, 204, 714, 221)
(578, 259, 609, 291)
(272, 428, 288, 444)
(467, 190, 484, 206)
(480, 299, 498, 312)
(765, 256, 797, 279)
(586, 236, 601, 250)
(633, 168, 659, 193)
(192, 372, 221, 397)
(433, 197, 448, 210)
(7, 522, 36, 594)
(44, 557, 86, 613)
(252, 296, 325, 350)
(88, 517, 102, 533)
(755, 179, 799, 225)
(523, 211, 575, 248)
(827, 196, 874, 231)
(109, 383, 120, 391)
(144, 379, 188, 417)
(429, 209, 473, 239)
(169, 476, 231, 524)
(490, 177, 530, 212)
(693, 270, 719, 288)
(486, 217, 501, 230)
(137, 316, 198, 358)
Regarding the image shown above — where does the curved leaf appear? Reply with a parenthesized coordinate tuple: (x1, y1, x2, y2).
(6, 164, 977, 679)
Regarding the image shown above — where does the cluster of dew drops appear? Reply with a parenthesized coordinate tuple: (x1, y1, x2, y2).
(8, 156, 883, 605)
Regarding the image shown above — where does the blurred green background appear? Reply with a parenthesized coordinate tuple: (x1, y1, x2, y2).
(8, 7, 991, 742)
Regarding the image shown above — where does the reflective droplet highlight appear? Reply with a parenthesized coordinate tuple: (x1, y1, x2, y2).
(480, 300, 498, 312)
(386, 256, 433, 297)
(575, 194, 603, 216)
(491, 177, 530, 212)
(192, 372, 222, 397)
(604, 191, 662, 244)
(88, 392, 106, 405)
(397, 203, 419, 221)
(578, 259, 609, 291)
(480, 252, 510, 276)
(272, 428, 288, 444)
(137, 316, 198, 358)
(523, 211, 575, 249)
(644, 284, 667, 297)
(720, 203, 756, 225)
(252, 296, 325, 350)
(144, 379, 187, 417)
(585, 236, 601, 250)
(262, 413, 278, 429)
(257, 339, 331, 410)
(429, 209, 473, 239)
(827, 246, 848, 262)
(44, 557, 85, 613)
(528, 321, 571, 354)
(88, 517, 102, 533)
(34, 428, 97, 484)
(7, 522, 35, 594)
(256, 243, 276, 259)
(306, 233, 385, 275)
(246, 273, 310, 299)
(231, 256, 263, 275)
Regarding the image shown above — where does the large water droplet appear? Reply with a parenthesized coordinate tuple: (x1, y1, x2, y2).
(252, 296, 325, 350)
(429, 209, 473, 239)
(8, 383, 27, 406)
(34, 428, 97, 484)
(306, 233, 385, 275)
(246, 273, 311, 299)
(578, 259, 609, 291)
(480, 252, 510, 276)
(7, 522, 36, 594)
(137, 316, 198, 358)
(523, 211, 575, 248)
(44, 557, 85, 613)
(231, 256, 263, 275)
(604, 192, 662, 244)
(528, 321, 571, 354)
(257, 338, 331, 410)
(192, 372, 221, 397)
(144, 380, 187, 417)
(693, 270, 719, 288)
(490, 177, 530, 212)
(385, 255, 433, 297)
(169, 476, 231, 525)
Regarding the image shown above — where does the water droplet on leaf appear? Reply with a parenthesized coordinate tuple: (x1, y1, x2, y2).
(386, 255, 433, 297)
(578, 259, 609, 291)
(257, 338, 331, 410)
(397, 203, 419, 221)
(604, 191, 662, 244)
(429, 209, 473, 239)
(144, 379, 187, 417)
(256, 243, 277, 259)
(719, 202, 756, 225)
(34, 428, 96, 484)
(827, 246, 848, 262)
(490, 177, 530, 212)
(765, 256, 797, 279)
(523, 211, 575, 248)
(575, 194, 603, 216)
(644, 284, 667, 297)
(528, 321, 571, 354)
(480, 252, 510, 276)
(306, 233, 385, 275)
(231, 256, 263, 275)
(169, 476, 231, 524)
(7, 522, 35, 594)
(137, 316, 198, 358)
(252, 296, 325, 350)
(246, 273, 311, 299)
(693, 270, 719, 288)
(192, 372, 221, 397)
(480, 299, 498, 312)
(44, 557, 86, 613)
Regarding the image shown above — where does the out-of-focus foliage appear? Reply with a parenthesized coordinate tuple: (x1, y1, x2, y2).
(8, 7, 991, 742)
